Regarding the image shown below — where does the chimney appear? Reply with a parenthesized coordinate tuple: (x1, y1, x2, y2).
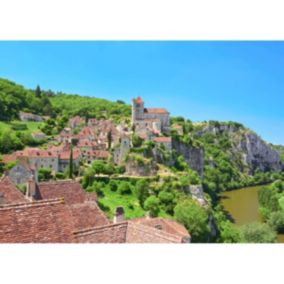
(26, 176, 36, 200)
(113, 207, 125, 224)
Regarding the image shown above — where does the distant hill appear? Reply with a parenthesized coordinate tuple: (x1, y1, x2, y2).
(0, 77, 131, 122)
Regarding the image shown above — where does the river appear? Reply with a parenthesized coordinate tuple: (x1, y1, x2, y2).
(220, 186, 284, 243)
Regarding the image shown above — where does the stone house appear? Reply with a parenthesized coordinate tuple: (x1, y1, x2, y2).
(153, 136, 172, 151)
(69, 116, 85, 129)
(8, 161, 34, 185)
(113, 135, 131, 164)
(58, 148, 82, 172)
(17, 148, 59, 172)
(19, 111, 43, 122)
(31, 131, 47, 141)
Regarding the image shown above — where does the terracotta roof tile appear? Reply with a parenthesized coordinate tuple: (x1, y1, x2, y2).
(131, 217, 190, 240)
(0, 199, 76, 243)
(154, 137, 172, 143)
(0, 176, 28, 205)
(144, 108, 168, 114)
(69, 202, 110, 231)
(36, 180, 86, 205)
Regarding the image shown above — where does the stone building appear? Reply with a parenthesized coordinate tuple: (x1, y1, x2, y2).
(19, 111, 43, 122)
(8, 161, 34, 185)
(132, 97, 170, 134)
(113, 135, 131, 164)
(153, 136, 172, 151)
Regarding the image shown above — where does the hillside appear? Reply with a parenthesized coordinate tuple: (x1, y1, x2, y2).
(0, 77, 131, 122)
(49, 93, 131, 122)
(272, 145, 284, 163)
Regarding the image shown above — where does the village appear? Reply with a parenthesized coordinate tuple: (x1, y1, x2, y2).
(0, 97, 192, 243)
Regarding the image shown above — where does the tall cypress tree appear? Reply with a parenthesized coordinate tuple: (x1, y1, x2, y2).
(35, 85, 41, 98)
(107, 130, 112, 150)
(69, 144, 73, 179)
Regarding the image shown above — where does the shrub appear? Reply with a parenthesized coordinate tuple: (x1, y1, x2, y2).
(174, 199, 210, 243)
(118, 181, 132, 195)
(144, 196, 160, 217)
(267, 211, 284, 233)
(240, 223, 277, 243)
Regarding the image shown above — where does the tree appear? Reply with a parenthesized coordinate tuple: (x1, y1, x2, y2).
(144, 196, 160, 217)
(109, 180, 118, 192)
(174, 199, 210, 243)
(132, 134, 143, 147)
(118, 181, 132, 195)
(267, 211, 284, 233)
(218, 221, 241, 243)
(158, 190, 175, 215)
(240, 223, 277, 243)
(35, 85, 41, 98)
(38, 168, 53, 181)
(135, 179, 149, 208)
(69, 145, 73, 179)
(107, 130, 112, 150)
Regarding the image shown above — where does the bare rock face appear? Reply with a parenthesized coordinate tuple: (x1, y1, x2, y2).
(125, 155, 158, 177)
(172, 139, 204, 176)
(237, 132, 283, 174)
(187, 185, 206, 206)
(199, 122, 283, 174)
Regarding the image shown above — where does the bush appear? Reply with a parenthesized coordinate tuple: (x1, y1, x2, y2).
(174, 199, 210, 243)
(56, 172, 66, 180)
(135, 179, 150, 208)
(267, 211, 284, 233)
(109, 180, 118, 192)
(240, 223, 277, 243)
(38, 168, 53, 181)
(118, 181, 132, 195)
(144, 196, 160, 217)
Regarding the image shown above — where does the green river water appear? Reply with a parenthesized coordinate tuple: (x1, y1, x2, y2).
(220, 186, 284, 243)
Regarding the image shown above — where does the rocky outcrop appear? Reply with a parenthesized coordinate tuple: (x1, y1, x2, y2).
(186, 185, 206, 206)
(125, 155, 158, 176)
(172, 139, 204, 176)
(236, 132, 283, 174)
(198, 122, 283, 174)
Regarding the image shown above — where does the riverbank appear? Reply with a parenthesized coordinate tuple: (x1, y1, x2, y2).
(220, 185, 284, 243)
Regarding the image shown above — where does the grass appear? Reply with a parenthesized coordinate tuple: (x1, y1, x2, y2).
(97, 182, 172, 220)
(0, 120, 43, 134)
(98, 186, 145, 219)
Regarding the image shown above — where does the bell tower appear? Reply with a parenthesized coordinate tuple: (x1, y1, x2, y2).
(132, 97, 144, 124)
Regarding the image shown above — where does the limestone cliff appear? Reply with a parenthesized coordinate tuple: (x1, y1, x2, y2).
(195, 122, 283, 175)
(172, 139, 204, 176)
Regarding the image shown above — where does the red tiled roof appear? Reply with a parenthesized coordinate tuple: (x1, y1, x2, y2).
(0, 176, 28, 204)
(0, 199, 76, 243)
(59, 148, 81, 160)
(131, 217, 190, 240)
(84, 150, 109, 159)
(77, 140, 98, 148)
(144, 108, 168, 114)
(153, 137, 172, 143)
(134, 96, 143, 104)
(74, 221, 188, 243)
(17, 148, 57, 158)
(1, 153, 18, 164)
(69, 202, 110, 231)
(36, 180, 86, 205)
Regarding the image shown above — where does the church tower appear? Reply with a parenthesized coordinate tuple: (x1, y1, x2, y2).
(132, 97, 144, 123)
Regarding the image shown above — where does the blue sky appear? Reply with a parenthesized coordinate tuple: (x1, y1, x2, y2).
(0, 41, 283, 145)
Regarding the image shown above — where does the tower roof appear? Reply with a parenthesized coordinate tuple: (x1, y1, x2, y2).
(133, 96, 143, 104)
